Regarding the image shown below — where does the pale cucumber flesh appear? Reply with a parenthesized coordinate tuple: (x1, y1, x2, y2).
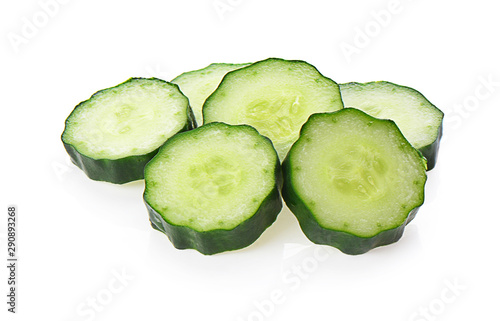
(144, 123, 279, 232)
(172, 63, 250, 124)
(288, 109, 427, 237)
(203, 58, 344, 160)
(340, 81, 444, 150)
(63, 78, 190, 160)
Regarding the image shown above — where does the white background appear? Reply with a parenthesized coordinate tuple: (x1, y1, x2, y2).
(1, 0, 500, 320)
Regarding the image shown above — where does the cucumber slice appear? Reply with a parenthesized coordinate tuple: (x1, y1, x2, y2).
(62, 78, 194, 184)
(339, 81, 444, 170)
(172, 63, 250, 124)
(203, 58, 344, 160)
(282, 108, 427, 255)
(144, 122, 282, 255)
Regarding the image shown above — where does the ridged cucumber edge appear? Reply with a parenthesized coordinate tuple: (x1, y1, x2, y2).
(172, 63, 251, 125)
(61, 78, 196, 184)
(144, 158, 283, 255)
(419, 123, 443, 171)
(171, 63, 251, 83)
(282, 156, 422, 255)
(62, 120, 194, 184)
(202, 57, 343, 125)
(281, 110, 427, 255)
(340, 81, 444, 170)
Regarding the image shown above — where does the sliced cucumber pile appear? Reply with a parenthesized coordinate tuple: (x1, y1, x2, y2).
(340, 81, 444, 170)
(144, 122, 282, 255)
(62, 78, 194, 184)
(172, 63, 250, 125)
(62, 58, 443, 255)
(203, 58, 344, 160)
(282, 108, 427, 254)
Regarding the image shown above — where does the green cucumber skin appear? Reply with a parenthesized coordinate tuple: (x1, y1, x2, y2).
(185, 102, 198, 128)
(63, 142, 159, 184)
(145, 160, 283, 255)
(61, 77, 196, 184)
(62, 120, 195, 184)
(282, 155, 422, 255)
(419, 123, 443, 170)
(145, 184, 282, 255)
(340, 81, 444, 171)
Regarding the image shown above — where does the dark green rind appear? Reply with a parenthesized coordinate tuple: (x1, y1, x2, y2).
(145, 175, 282, 255)
(61, 78, 196, 184)
(419, 123, 443, 170)
(143, 122, 283, 255)
(185, 102, 197, 129)
(63, 142, 159, 184)
(282, 158, 422, 255)
(340, 81, 444, 171)
(62, 121, 193, 184)
(281, 109, 426, 255)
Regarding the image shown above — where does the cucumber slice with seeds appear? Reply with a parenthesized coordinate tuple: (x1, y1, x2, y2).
(282, 108, 427, 255)
(62, 78, 194, 184)
(203, 58, 344, 160)
(339, 81, 444, 170)
(144, 122, 282, 255)
(172, 63, 250, 124)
